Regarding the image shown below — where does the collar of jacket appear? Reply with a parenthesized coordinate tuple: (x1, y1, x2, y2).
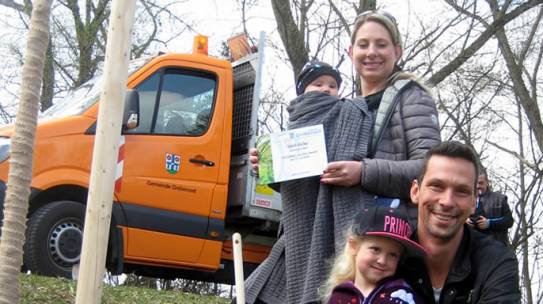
(330, 276, 406, 303)
(445, 226, 473, 284)
(409, 226, 473, 284)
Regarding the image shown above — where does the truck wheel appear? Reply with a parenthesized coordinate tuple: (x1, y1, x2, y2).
(24, 201, 84, 278)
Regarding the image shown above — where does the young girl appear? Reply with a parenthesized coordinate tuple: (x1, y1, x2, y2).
(322, 205, 426, 304)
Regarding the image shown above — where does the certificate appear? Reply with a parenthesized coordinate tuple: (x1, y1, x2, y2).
(257, 125, 328, 183)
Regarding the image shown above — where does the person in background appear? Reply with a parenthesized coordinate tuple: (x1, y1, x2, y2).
(467, 169, 513, 246)
(400, 141, 519, 303)
(321, 205, 425, 304)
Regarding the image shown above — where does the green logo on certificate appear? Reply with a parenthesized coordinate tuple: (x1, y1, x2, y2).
(257, 124, 328, 184)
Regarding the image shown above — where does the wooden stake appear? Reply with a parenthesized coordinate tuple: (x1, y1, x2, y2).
(233, 233, 245, 304)
(75, 1, 136, 303)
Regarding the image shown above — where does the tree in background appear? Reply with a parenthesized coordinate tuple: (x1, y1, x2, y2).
(0, 0, 52, 302)
(0, 0, 194, 118)
(433, 3, 542, 301)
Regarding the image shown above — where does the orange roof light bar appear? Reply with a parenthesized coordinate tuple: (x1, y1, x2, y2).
(193, 35, 208, 55)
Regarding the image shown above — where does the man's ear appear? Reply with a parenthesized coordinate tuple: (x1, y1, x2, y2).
(410, 180, 420, 205)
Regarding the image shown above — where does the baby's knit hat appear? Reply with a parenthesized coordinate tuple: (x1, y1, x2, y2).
(295, 61, 342, 96)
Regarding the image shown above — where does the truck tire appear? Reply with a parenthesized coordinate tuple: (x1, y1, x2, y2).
(24, 200, 85, 278)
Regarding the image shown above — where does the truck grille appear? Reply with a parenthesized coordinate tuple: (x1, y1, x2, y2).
(232, 85, 254, 141)
(232, 60, 256, 154)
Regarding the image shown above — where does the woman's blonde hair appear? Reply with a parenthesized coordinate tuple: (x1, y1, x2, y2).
(350, 11, 427, 91)
(350, 11, 402, 49)
(319, 226, 361, 303)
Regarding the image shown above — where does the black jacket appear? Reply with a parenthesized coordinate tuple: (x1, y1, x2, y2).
(398, 226, 520, 304)
(472, 191, 513, 246)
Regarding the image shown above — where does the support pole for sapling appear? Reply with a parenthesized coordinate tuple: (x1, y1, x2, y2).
(75, 1, 136, 303)
(233, 233, 246, 304)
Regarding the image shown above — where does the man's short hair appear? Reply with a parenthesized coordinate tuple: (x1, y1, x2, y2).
(418, 141, 480, 194)
(479, 166, 488, 179)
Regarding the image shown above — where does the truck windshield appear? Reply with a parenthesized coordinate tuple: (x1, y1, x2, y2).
(40, 56, 156, 120)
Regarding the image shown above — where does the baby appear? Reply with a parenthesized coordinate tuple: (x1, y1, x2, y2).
(295, 60, 342, 97)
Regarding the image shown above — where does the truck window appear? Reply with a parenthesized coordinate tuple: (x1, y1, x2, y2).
(126, 68, 216, 136)
(41, 55, 155, 120)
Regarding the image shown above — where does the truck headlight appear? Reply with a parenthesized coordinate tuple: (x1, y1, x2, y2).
(0, 137, 11, 163)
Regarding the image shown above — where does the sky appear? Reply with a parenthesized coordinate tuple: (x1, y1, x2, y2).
(160, 0, 448, 98)
(0, 0, 448, 110)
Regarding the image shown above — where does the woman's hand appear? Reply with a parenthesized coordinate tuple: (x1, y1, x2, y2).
(320, 161, 362, 187)
(249, 148, 259, 173)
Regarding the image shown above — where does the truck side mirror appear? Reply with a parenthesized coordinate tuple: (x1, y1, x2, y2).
(123, 89, 140, 130)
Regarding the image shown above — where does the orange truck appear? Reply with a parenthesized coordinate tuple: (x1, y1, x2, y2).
(0, 33, 282, 283)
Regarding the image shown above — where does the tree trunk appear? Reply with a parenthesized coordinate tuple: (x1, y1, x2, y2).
(494, 18, 543, 155)
(270, 0, 309, 78)
(0, 0, 52, 303)
(40, 40, 55, 111)
(517, 101, 534, 304)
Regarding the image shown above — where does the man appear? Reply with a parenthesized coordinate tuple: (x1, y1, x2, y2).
(467, 170, 513, 246)
(399, 141, 520, 303)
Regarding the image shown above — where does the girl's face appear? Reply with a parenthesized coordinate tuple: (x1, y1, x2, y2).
(348, 235, 403, 291)
(304, 75, 339, 96)
(349, 21, 402, 91)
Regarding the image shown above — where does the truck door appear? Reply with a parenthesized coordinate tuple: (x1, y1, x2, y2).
(118, 63, 226, 265)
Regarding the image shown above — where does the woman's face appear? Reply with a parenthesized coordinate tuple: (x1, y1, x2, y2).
(349, 21, 402, 90)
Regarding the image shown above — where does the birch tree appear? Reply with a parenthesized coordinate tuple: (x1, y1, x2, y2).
(0, 0, 52, 302)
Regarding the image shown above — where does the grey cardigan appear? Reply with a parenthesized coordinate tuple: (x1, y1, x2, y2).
(244, 81, 441, 304)
(245, 92, 374, 304)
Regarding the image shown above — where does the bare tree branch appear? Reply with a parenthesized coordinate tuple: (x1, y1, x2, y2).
(428, 0, 542, 86)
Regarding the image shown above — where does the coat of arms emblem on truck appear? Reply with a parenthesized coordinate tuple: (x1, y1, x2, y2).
(165, 153, 181, 174)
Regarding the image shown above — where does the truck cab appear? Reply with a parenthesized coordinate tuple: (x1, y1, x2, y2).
(0, 35, 280, 283)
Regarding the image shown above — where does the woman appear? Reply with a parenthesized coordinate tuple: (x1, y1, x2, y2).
(245, 11, 441, 304)
(321, 11, 440, 199)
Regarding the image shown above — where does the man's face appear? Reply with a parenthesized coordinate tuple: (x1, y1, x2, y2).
(477, 174, 489, 194)
(411, 155, 477, 242)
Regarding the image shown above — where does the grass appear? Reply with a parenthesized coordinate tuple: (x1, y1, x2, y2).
(20, 274, 231, 304)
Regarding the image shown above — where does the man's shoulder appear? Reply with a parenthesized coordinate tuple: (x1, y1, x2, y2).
(483, 190, 507, 201)
(468, 229, 516, 265)
(462, 228, 520, 302)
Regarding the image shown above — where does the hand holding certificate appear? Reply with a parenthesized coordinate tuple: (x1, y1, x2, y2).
(257, 125, 328, 184)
